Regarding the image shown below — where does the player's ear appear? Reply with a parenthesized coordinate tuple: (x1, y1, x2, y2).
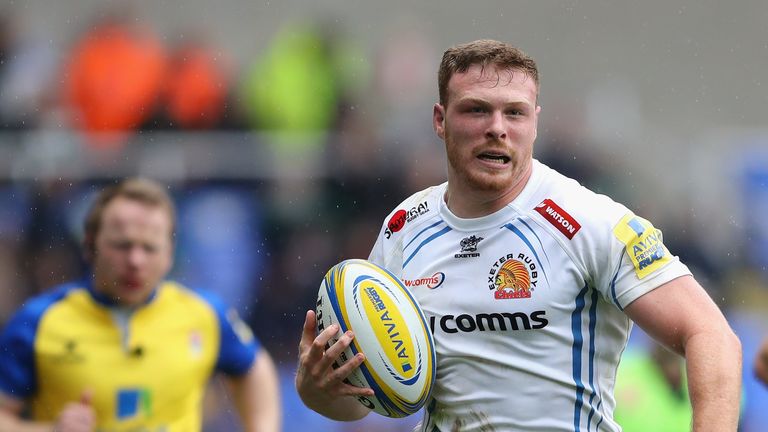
(433, 103, 446, 139)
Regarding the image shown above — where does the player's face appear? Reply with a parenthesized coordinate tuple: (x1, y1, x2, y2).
(434, 64, 540, 197)
(92, 197, 173, 307)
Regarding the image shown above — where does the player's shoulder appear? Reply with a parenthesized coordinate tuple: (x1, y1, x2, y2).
(378, 183, 445, 241)
(14, 282, 83, 320)
(155, 281, 257, 361)
(158, 280, 228, 314)
(525, 160, 630, 240)
(2, 282, 83, 335)
(159, 280, 248, 329)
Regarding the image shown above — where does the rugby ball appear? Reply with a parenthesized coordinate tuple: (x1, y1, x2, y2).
(316, 259, 436, 417)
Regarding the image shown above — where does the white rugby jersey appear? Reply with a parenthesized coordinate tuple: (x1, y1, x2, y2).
(369, 159, 690, 432)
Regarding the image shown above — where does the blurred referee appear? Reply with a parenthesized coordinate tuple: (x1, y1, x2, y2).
(0, 178, 280, 432)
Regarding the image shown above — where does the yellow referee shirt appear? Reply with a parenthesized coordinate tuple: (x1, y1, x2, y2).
(0, 280, 258, 432)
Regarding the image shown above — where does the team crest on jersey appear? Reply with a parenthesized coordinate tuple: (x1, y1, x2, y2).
(613, 214, 671, 279)
(488, 253, 538, 299)
(51, 339, 85, 364)
(455, 235, 484, 258)
(189, 331, 203, 358)
(384, 201, 430, 239)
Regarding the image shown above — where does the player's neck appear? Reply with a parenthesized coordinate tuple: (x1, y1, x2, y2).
(445, 163, 532, 218)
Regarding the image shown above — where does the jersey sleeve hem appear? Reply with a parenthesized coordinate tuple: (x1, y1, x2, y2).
(190, 286, 259, 376)
(615, 260, 692, 309)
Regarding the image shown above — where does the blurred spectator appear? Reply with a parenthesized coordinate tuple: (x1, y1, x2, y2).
(241, 22, 338, 139)
(241, 20, 367, 139)
(614, 344, 692, 432)
(0, 13, 58, 129)
(240, 20, 369, 222)
(162, 38, 233, 130)
(62, 15, 167, 147)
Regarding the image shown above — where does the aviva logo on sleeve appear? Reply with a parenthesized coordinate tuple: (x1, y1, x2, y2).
(613, 214, 671, 279)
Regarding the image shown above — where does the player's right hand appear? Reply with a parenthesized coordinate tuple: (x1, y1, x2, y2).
(295, 310, 375, 412)
(53, 390, 96, 432)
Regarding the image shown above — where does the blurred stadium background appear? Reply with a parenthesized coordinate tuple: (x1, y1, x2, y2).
(1, 1, 766, 430)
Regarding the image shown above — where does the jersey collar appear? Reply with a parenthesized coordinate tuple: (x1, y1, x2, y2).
(83, 277, 160, 308)
(439, 159, 543, 231)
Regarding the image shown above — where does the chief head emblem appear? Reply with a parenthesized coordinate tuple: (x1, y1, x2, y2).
(494, 259, 532, 299)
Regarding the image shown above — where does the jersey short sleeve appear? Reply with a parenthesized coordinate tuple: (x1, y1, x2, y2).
(601, 211, 691, 309)
(368, 185, 443, 273)
(552, 187, 691, 310)
(0, 285, 75, 398)
(527, 165, 691, 311)
(369, 226, 395, 270)
(194, 290, 259, 376)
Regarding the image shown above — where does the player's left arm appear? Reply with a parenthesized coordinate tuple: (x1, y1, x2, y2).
(624, 274, 742, 432)
(222, 350, 281, 432)
(755, 338, 768, 386)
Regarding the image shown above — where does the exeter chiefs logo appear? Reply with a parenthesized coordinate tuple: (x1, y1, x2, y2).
(488, 253, 538, 299)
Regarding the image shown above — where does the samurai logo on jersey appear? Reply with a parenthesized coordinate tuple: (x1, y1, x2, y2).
(384, 201, 430, 239)
(455, 235, 483, 258)
(488, 253, 538, 299)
